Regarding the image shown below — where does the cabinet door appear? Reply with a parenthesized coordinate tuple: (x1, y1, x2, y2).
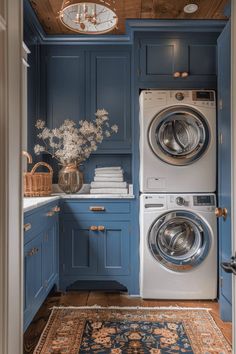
(139, 36, 216, 82)
(42, 220, 58, 290)
(24, 233, 44, 316)
(45, 46, 85, 127)
(98, 221, 130, 275)
(217, 21, 232, 321)
(139, 38, 188, 81)
(89, 50, 131, 152)
(61, 220, 98, 275)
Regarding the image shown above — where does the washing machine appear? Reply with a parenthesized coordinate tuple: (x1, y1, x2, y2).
(139, 90, 216, 193)
(140, 193, 217, 299)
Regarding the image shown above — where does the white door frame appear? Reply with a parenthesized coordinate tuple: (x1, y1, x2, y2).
(0, 0, 23, 353)
(232, 0, 236, 351)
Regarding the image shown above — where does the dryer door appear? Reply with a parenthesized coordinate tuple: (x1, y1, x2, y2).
(149, 210, 211, 272)
(148, 106, 210, 166)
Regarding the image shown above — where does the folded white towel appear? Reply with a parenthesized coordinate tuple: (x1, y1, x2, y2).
(95, 170, 123, 175)
(91, 181, 127, 188)
(90, 188, 128, 194)
(94, 176, 124, 182)
(95, 166, 122, 171)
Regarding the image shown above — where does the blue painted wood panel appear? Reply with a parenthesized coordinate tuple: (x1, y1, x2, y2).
(24, 201, 59, 331)
(98, 221, 130, 276)
(138, 33, 218, 83)
(24, 233, 44, 326)
(62, 220, 98, 275)
(45, 46, 85, 128)
(188, 44, 216, 76)
(61, 200, 130, 214)
(89, 50, 131, 152)
(42, 221, 58, 289)
(217, 21, 232, 322)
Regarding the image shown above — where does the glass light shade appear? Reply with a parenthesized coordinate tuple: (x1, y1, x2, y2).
(59, 1, 118, 34)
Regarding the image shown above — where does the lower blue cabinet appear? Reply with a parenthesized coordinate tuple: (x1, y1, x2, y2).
(24, 233, 44, 325)
(43, 221, 58, 289)
(24, 202, 59, 331)
(60, 199, 134, 293)
(62, 220, 130, 276)
(98, 221, 130, 276)
(62, 220, 98, 275)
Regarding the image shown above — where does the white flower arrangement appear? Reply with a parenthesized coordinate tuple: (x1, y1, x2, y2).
(34, 109, 118, 165)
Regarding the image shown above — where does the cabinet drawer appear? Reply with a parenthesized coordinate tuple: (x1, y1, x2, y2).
(61, 201, 131, 214)
(24, 202, 60, 244)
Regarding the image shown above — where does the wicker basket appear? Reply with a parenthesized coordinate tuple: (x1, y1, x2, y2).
(24, 162, 53, 197)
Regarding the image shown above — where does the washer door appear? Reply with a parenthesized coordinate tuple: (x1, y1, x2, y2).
(148, 106, 210, 166)
(148, 211, 211, 272)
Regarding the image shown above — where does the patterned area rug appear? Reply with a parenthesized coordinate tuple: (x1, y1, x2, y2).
(34, 307, 231, 354)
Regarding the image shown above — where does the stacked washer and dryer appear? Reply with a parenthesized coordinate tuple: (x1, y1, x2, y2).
(139, 90, 217, 299)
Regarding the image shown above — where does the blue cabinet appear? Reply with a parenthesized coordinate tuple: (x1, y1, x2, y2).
(60, 199, 134, 292)
(98, 221, 130, 275)
(24, 201, 59, 331)
(89, 50, 131, 152)
(42, 46, 131, 153)
(62, 220, 98, 275)
(44, 46, 85, 128)
(24, 233, 44, 325)
(43, 221, 58, 290)
(138, 34, 218, 84)
(61, 219, 130, 276)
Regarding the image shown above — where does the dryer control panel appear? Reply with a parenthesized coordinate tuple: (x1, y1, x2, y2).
(193, 195, 215, 206)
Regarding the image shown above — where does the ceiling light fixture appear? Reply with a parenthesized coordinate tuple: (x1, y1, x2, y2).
(59, 1, 118, 34)
(183, 3, 199, 14)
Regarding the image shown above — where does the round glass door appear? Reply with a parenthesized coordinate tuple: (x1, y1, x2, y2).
(148, 211, 211, 272)
(148, 106, 210, 166)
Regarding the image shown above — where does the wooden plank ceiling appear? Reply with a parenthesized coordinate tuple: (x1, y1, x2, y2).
(29, 0, 229, 35)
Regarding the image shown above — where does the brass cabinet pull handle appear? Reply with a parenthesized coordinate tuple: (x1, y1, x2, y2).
(90, 225, 98, 231)
(89, 206, 105, 212)
(52, 206, 60, 213)
(173, 71, 181, 78)
(24, 223, 32, 232)
(47, 211, 55, 217)
(181, 71, 189, 78)
(97, 225, 105, 232)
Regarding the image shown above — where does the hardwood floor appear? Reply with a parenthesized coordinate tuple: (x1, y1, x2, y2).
(23, 289, 232, 353)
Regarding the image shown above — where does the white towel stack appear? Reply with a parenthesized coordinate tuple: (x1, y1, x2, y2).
(90, 167, 128, 194)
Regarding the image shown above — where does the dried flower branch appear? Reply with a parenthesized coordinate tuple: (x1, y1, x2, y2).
(34, 110, 118, 165)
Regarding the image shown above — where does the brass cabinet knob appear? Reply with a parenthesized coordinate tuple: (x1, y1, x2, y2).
(215, 207, 228, 220)
(181, 71, 189, 78)
(173, 71, 181, 78)
(24, 223, 32, 232)
(52, 206, 61, 213)
(90, 225, 98, 231)
(28, 247, 39, 257)
(47, 211, 55, 217)
(97, 225, 105, 232)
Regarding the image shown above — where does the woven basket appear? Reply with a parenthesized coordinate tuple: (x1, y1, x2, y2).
(24, 162, 53, 197)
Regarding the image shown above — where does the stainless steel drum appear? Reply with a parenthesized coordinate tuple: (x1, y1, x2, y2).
(148, 106, 210, 166)
(148, 211, 211, 271)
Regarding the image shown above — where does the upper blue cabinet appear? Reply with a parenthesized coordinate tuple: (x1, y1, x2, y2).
(89, 50, 131, 152)
(42, 45, 131, 153)
(137, 33, 218, 85)
(44, 46, 86, 128)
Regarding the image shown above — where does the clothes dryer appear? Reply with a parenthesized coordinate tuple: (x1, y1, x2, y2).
(140, 193, 217, 299)
(139, 90, 216, 192)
